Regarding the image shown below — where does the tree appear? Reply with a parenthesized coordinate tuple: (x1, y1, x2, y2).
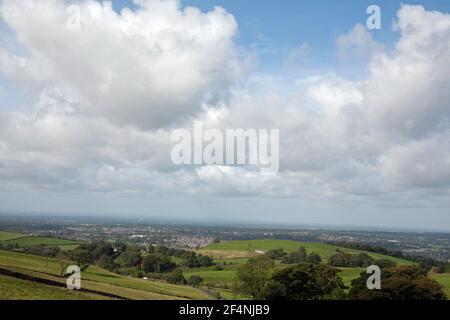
(115, 251, 142, 268)
(263, 263, 346, 300)
(97, 254, 117, 271)
(306, 252, 322, 265)
(349, 265, 446, 300)
(91, 242, 114, 261)
(188, 275, 204, 287)
(265, 249, 286, 260)
(373, 259, 397, 269)
(282, 247, 307, 264)
(142, 254, 176, 273)
(164, 269, 186, 285)
(56, 251, 71, 276)
(234, 256, 275, 300)
(328, 252, 373, 267)
(70, 249, 92, 271)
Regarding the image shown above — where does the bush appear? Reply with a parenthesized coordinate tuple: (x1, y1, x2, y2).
(263, 264, 346, 300)
(164, 269, 187, 285)
(214, 264, 224, 271)
(265, 249, 286, 260)
(349, 265, 446, 300)
(142, 253, 176, 273)
(187, 275, 204, 287)
(328, 252, 373, 267)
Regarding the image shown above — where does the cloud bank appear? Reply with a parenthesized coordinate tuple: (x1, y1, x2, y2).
(0, 1, 449, 210)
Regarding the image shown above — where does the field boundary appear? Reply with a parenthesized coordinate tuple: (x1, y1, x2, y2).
(0, 266, 127, 300)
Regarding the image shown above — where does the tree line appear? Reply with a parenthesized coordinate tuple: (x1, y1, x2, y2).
(233, 247, 446, 300)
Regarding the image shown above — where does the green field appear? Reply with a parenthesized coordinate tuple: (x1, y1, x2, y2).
(183, 239, 416, 291)
(0, 274, 110, 300)
(0, 250, 211, 300)
(205, 239, 414, 264)
(1, 236, 79, 248)
(431, 273, 450, 298)
(0, 231, 26, 241)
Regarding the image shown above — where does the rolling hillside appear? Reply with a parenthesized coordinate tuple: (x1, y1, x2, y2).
(183, 239, 418, 293)
(203, 239, 415, 264)
(0, 232, 80, 251)
(0, 250, 211, 300)
(0, 231, 27, 241)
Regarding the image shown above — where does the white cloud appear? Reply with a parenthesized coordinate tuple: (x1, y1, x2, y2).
(0, 3, 449, 210)
(0, 0, 245, 129)
(337, 23, 384, 61)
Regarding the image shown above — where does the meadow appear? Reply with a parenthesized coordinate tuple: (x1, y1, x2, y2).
(0, 250, 211, 300)
(0, 274, 110, 300)
(0, 231, 26, 241)
(184, 239, 416, 290)
(0, 236, 80, 248)
(431, 273, 450, 298)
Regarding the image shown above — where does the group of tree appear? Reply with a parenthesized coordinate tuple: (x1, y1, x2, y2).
(0, 243, 62, 257)
(181, 251, 214, 268)
(264, 247, 322, 265)
(328, 252, 395, 268)
(52, 242, 213, 278)
(234, 256, 345, 300)
(349, 265, 446, 300)
(234, 256, 446, 300)
(332, 242, 450, 273)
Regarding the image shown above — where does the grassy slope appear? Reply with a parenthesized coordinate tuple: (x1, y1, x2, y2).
(185, 239, 415, 289)
(0, 274, 110, 300)
(0, 231, 26, 241)
(205, 239, 414, 264)
(1, 236, 79, 247)
(431, 273, 450, 298)
(0, 250, 211, 300)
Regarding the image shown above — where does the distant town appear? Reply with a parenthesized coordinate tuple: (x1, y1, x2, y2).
(1, 214, 449, 262)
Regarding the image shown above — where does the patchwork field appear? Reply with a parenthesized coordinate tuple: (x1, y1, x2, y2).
(0, 231, 26, 241)
(185, 239, 416, 291)
(0, 236, 79, 248)
(0, 274, 110, 300)
(203, 239, 415, 264)
(0, 250, 211, 300)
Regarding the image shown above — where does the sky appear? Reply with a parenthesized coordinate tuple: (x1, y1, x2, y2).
(0, 0, 450, 231)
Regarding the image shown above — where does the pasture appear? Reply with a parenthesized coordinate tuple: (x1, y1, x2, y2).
(0, 231, 26, 241)
(0, 250, 211, 300)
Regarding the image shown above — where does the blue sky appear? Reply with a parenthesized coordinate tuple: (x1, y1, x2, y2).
(111, 0, 450, 75)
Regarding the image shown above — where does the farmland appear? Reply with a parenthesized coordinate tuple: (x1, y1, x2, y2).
(0, 231, 26, 241)
(183, 239, 415, 290)
(0, 236, 80, 249)
(204, 239, 415, 264)
(0, 250, 211, 300)
(0, 274, 110, 300)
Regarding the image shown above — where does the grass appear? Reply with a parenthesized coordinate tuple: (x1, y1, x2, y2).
(1, 236, 79, 248)
(184, 269, 237, 285)
(184, 239, 417, 291)
(337, 267, 365, 287)
(431, 273, 450, 298)
(0, 250, 211, 300)
(205, 239, 415, 265)
(0, 231, 26, 241)
(0, 274, 110, 300)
